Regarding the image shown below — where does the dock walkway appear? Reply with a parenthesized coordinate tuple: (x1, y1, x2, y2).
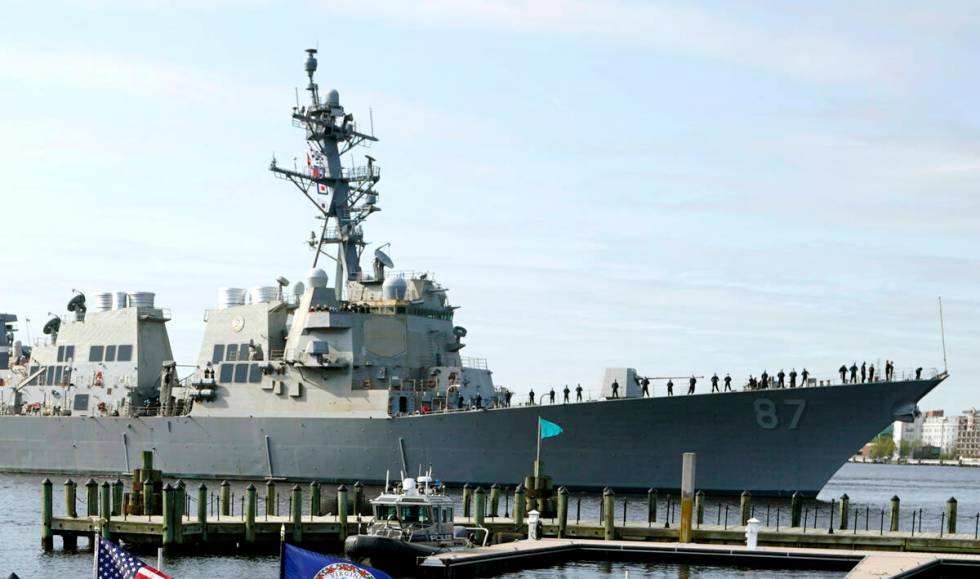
(420, 538, 980, 578)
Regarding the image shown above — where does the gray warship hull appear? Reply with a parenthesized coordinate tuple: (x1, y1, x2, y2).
(0, 378, 940, 496)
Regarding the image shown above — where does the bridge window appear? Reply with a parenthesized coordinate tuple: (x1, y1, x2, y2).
(54, 366, 63, 385)
(117, 345, 133, 362)
(57, 345, 65, 362)
(45, 366, 55, 386)
(105, 345, 117, 363)
(212, 344, 225, 363)
(226, 346, 238, 362)
(89, 346, 104, 362)
(234, 363, 249, 383)
(219, 363, 234, 383)
(239, 343, 250, 361)
(64, 345, 75, 362)
(248, 364, 262, 384)
(73, 394, 89, 412)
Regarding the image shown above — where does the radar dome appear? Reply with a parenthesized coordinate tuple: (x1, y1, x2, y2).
(305, 268, 329, 289)
(382, 276, 408, 300)
(327, 89, 340, 107)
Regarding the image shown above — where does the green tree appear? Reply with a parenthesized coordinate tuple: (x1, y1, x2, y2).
(899, 439, 912, 459)
(870, 435, 896, 461)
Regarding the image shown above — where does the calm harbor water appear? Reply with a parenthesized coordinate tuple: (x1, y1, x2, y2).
(4, 462, 980, 578)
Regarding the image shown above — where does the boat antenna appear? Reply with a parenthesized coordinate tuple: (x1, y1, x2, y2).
(939, 296, 948, 374)
(384, 469, 390, 493)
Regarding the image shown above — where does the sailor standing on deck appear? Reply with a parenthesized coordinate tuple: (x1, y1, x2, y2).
(710, 373, 719, 393)
(549, 388, 555, 404)
(529, 389, 535, 405)
(801, 368, 809, 386)
(761, 370, 769, 390)
(505, 390, 513, 407)
(688, 375, 697, 395)
(641, 377, 650, 397)
(777, 369, 785, 389)
(724, 373, 732, 391)
(667, 379, 674, 396)
(789, 368, 797, 388)
(916, 367, 923, 380)
(850, 363, 858, 384)
(576, 383, 583, 402)
(611, 379, 620, 399)
(861, 362, 867, 383)
(868, 364, 875, 382)
(839, 364, 848, 383)
(563, 384, 570, 403)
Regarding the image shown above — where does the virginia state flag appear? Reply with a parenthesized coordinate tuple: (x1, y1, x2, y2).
(280, 544, 391, 579)
(540, 417, 563, 439)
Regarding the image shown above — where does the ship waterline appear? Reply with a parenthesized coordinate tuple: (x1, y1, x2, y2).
(0, 378, 941, 496)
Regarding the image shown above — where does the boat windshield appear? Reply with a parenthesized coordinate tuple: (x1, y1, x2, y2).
(375, 505, 398, 520)
(398, 505, 431, 523)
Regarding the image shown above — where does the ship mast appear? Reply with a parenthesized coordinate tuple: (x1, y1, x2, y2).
(270, 49, 381, 298)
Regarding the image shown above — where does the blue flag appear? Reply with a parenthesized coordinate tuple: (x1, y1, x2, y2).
(540, 417, 563, 439)
(281, 544, 392, 579)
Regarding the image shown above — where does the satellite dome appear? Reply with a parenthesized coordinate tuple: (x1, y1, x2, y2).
(327, 89, 340, 107)
(382, 276, 408, 300)
(305, 268, 329, 289)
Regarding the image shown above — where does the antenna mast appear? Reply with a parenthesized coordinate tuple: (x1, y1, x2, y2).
(939, 296, 948, 374)
(269, 49, 381, 299)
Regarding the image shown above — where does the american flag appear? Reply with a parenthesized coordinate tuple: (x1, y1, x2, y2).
(96, 537, 172, 579)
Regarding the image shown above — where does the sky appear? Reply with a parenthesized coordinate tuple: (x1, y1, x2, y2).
(1, 1, 978, 411)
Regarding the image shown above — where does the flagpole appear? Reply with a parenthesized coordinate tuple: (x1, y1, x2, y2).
(535, 416, 541, 486)
(92, 532, 99, 579)
(278, 523, 287, 579)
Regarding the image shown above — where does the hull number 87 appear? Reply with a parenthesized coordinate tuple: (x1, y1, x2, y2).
(753, 398, 806, 430)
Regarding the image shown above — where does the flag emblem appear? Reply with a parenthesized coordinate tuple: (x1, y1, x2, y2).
(317, 183, 329, 195)
(314, 562, 380, 578)
(540, 418, 563, 439)
(282, 544, 391, 579)
(97, 536, 172, 579)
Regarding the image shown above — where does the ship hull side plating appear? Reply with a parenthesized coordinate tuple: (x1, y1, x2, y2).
(0, 379, 940, 495)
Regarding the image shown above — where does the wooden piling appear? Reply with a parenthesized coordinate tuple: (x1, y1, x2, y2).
(85, 479, 98, 517)
(310, 481, 321, 518)
(740, 491, 751, 526)
(647, 489, 657, 524)
(839, 494, 849, 530)
(948, 497, 957, 534)
(266, 480, 277, 517)
(462, 483, 472, 519)
(514, 484, 526, 531)
(100, 481, 112, 540)
(162, 483, 175, 547)
(220, 480, 231, 518)
(141, 470, 153, 516)
(353, 481, 364, 516)
(679, 452, 696, 543)
(197, 483, 208, 543)
(64, 479, 77, 518)
(790, 492, 802, 527)
(41, 478, 53, 552)
(890, 495, 900, 532)
(474, 487, 486, 527)
(175, 480, 185, 544)
(141, 450, 153, 472)
(337, 485, 349, 542)
(112, 479, 124, 517)
(557, 487, 568, 538)
(291, 485, 303, 544)
(602, 487, 615, 541)
(490, 484, 500, 517)
(245, 484, 256, 543)
(128, 489, 141, 517)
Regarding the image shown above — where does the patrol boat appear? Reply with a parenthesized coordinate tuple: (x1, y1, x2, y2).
(0, 50, 948, 496)
(344, 472, 486, 571)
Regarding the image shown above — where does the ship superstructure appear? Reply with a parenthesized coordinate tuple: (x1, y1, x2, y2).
(0, 293, 174, 417)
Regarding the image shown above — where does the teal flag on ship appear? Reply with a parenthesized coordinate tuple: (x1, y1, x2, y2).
(539, 418, 563, 439)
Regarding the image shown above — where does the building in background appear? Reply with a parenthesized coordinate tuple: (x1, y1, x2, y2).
(892, 413, 924, 456)
(957, 408, 980, 458)
(920, 410, 961, 455)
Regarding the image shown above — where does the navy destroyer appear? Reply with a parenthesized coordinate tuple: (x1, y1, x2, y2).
(0, 51, 947, 495)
